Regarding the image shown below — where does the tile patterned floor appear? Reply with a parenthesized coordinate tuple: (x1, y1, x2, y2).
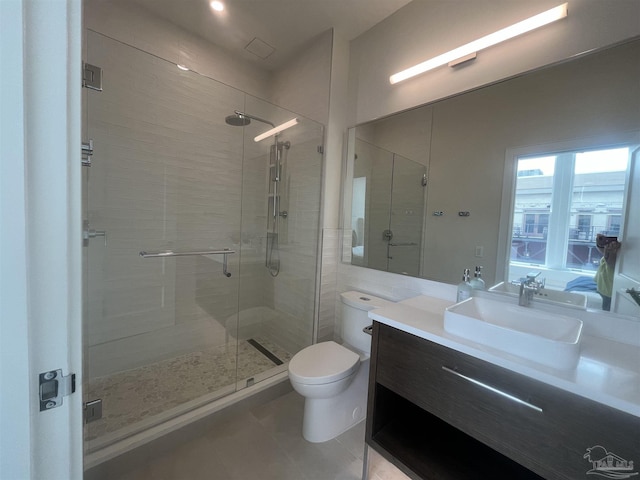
(85, 390, 411, 480)
(86, 337, 291, 441)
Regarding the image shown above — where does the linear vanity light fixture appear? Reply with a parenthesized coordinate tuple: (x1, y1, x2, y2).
(254, 118, 298, 142)
(389, 2, 568, 85)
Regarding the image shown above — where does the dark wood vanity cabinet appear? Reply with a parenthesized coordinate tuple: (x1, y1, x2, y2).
(365, 322, 640, 480)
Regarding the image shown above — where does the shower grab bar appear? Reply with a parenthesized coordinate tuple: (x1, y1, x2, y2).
(139, 249, 235, 258)
(139, 249, 235, 277)
(388, 242, 418, 247)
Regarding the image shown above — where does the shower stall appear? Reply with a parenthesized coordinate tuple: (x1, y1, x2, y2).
(82, 31, 323, 454)
(225, 111, 291, 277)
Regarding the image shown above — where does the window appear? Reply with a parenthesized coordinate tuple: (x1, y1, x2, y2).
(508, 146, 631, 288)
(576, 215, 592, 237)
(523, 212, 549, 236)
(607, 214, 621, 235)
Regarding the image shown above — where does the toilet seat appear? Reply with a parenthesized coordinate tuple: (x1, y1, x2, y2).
(289, 341, 360, 385)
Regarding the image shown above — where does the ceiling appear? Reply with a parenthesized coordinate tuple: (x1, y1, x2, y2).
(129, 0, 414, 70)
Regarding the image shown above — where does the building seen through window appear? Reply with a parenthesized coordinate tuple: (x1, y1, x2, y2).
(510, 147, 629, 284)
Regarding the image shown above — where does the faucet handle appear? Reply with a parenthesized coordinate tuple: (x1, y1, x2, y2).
(526, 271, 541, 281)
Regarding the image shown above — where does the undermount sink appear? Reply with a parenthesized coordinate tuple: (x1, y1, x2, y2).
(488, 282, 587, 310)
(444, 297, 583, 370)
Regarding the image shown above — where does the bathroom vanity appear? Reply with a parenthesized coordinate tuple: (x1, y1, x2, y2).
(365, 296, 640, 480)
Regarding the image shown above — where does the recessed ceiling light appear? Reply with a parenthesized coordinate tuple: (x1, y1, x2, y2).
(210, 1, 224, 12)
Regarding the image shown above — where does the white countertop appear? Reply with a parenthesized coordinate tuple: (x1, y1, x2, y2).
(368, 294, 640, 417)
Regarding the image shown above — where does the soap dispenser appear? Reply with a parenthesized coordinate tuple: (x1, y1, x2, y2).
(469, 266, 486, 291)
(456, 269, 472, 302)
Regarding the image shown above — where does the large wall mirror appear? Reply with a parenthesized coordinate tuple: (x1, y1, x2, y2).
(342, 38, 640, 317)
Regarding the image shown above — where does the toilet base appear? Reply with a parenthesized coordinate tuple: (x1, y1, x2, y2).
(301, 359, 369, 443)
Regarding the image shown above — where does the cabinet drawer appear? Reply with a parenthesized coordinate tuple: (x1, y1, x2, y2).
(374, 322, 640, 480)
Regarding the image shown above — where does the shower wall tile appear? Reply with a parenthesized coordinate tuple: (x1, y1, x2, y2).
(85, 0, 272, 100)
(84, 9, 327, 378)
(240, 153, 269, 242)
(86, 32, 246, 372)
(255, 133, 322, 353)
(180, 256, 238, 325)
(336, 260, 456, 302)
(318, 229, 340, 343)
(237, 262, 267, 312)
(87, 313, 229, 378)
(263, 308, 312, 355)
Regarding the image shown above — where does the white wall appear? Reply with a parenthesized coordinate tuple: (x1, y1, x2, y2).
(349, 0, 640, 125)
(323, 32, 351, 225)
(317, 33, 351, 341)
(270, 30, 332, 125)
(1, 0, 84, 478)
(1, 3, 32, 477)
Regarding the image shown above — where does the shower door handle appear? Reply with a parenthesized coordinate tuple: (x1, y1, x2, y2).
(139, 249, 235, 278)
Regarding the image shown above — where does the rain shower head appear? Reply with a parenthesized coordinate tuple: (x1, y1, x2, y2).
(225, 110, 275, 128)
(225, 113, 251, 126)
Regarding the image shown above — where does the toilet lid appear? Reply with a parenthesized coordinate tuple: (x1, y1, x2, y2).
(288, 341, 360, 385)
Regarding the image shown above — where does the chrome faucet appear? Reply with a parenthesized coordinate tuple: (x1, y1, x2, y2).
(519, 272, 545, 306)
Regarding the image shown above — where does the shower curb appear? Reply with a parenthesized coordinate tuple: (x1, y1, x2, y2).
(84, 372, 291, 472)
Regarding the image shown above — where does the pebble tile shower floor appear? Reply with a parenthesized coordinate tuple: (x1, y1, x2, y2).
(86, 337, 291, 441)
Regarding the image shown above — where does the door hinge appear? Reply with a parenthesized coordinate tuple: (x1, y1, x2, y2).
(84, 399, 103, 423)
(83, 62, 103, 91)
(82, 139, 93, 167)
(39, 369, 76, 411)
(317, 145, 324, 154)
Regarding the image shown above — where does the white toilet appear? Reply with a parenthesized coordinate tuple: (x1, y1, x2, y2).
(288, 291, 392, 442)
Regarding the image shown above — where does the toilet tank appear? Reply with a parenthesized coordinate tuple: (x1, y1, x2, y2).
(340, 291, 393, 354)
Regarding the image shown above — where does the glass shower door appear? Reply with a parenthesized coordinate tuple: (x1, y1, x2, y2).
(387, 154, 426, 276)
(83, 31, 245, 450)
(352, 140, 394, 272)
(350, 140, 425, 275)
(234, 96, 324, 387)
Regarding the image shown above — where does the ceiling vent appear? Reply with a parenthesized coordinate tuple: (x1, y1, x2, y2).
(245, 37, 275, 59)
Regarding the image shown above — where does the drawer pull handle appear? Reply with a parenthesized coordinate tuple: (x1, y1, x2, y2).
(441, 366, 543, 413)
